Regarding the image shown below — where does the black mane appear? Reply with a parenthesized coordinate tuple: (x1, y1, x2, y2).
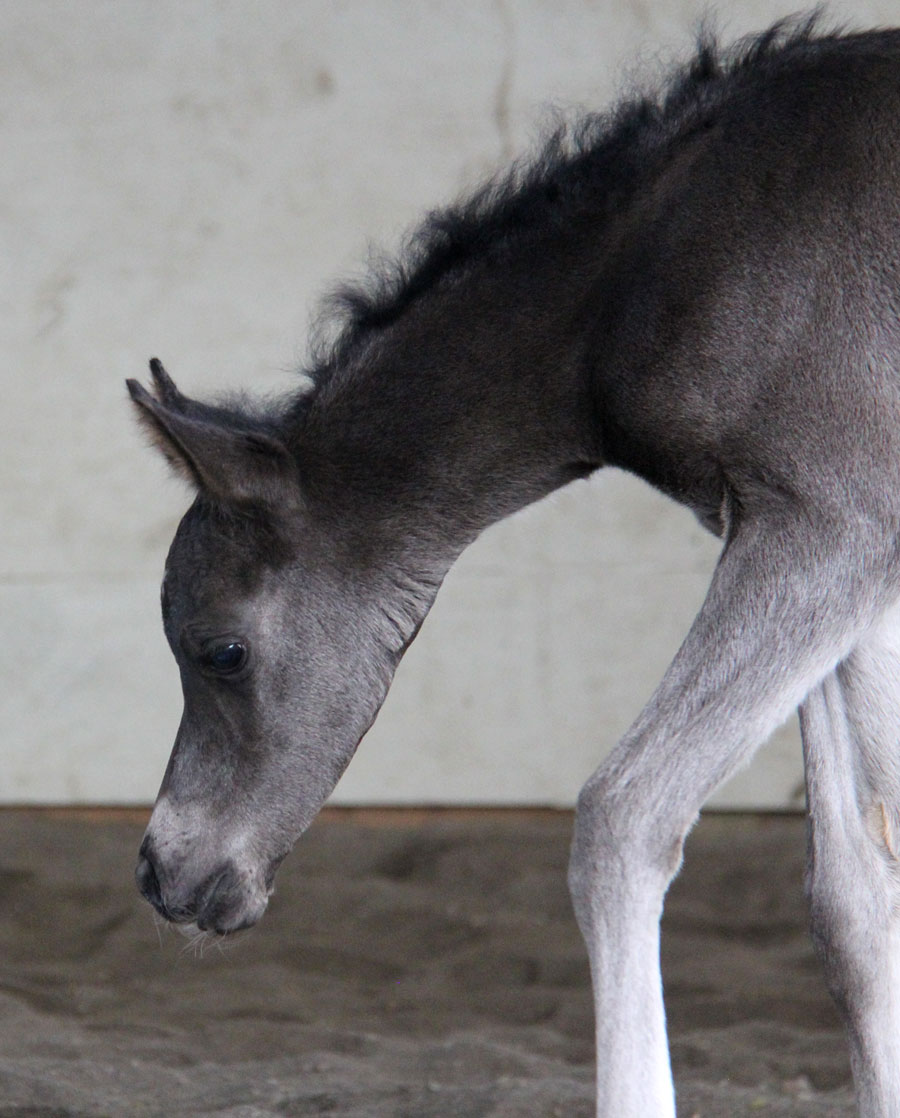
(306, 13, 837, 382)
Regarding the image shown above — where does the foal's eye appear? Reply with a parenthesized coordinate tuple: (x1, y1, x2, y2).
(206, 642, 248, 675)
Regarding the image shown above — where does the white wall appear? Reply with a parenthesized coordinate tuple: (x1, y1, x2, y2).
(5, 0, 895, 805)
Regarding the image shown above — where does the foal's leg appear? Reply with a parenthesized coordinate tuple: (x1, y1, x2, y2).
(569, 514, 886, 1118)
(802, 601, 900, 1118)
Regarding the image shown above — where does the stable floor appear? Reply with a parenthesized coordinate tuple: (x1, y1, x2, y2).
(0, 810, 854, 1117)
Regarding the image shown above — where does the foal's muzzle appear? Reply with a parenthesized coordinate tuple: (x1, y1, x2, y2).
(135, 838, 267, 935)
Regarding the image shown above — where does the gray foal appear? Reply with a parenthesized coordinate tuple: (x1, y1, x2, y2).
(128, 21, 900, 1116)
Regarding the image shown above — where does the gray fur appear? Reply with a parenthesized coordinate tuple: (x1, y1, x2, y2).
(128, 22, 900, 1115)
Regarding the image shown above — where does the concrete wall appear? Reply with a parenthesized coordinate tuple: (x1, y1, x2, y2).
(5, 0, 895, 805)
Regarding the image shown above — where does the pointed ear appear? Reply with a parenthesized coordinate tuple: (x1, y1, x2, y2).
(127, 359, 300, 511)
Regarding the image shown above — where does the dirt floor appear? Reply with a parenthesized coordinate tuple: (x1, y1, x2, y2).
(0, 809, 857, 1117)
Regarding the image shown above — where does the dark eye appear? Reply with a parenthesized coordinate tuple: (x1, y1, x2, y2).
(206, 641, 248, 675)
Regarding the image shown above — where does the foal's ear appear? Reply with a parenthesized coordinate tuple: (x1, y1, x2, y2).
(127, 359, 300, 511)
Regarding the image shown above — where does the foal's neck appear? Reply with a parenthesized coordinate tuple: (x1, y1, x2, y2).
(300, 238, 604, 568)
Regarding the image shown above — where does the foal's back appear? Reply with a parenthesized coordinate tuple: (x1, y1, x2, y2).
(591, 29, 900, 526)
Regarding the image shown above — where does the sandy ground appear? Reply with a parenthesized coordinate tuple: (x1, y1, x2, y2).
(0, 809, 857, 1117)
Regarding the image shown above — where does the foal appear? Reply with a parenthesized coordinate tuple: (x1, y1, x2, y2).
(129, 22, 900, 1116)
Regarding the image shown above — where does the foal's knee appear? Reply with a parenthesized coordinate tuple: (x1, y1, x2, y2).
(568, 772, 689, 936)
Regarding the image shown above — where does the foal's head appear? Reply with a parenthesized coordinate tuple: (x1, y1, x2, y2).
(128, 361, 413, 934)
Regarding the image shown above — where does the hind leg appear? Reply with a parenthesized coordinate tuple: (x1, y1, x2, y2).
(802, 599, 900, 1117)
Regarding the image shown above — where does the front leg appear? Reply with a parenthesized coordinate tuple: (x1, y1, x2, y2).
(569, 823, 676, 1115)
(569, 513, 886, 1116)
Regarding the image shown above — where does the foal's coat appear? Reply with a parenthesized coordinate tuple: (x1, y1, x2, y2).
(129, 22, 900, 1116)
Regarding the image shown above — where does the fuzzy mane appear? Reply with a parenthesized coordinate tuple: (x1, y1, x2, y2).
(305, 12, 837, 384)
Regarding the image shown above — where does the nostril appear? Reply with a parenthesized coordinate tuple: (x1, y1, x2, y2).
(135, 842, 164, 913)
